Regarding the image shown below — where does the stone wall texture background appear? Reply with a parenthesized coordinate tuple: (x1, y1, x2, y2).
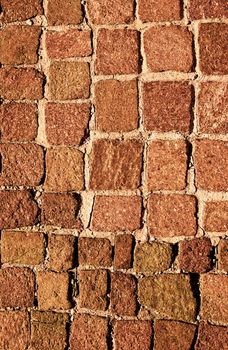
(0, 0, 228, 349)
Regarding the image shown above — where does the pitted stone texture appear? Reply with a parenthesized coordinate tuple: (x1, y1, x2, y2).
(143, 81, 193, 133)
(41, 193, 81, 229)
(114, 320, 152, 350)
(114, 234, 133, 269)
(147, 140, 188, 190)
(91, 195, 142, 232)
(30, 312, 68, 350)
(204, 201, 228, 232)
(0, 190, 38, 229)
(0, 67, 44, 100)
(195, 140, 228, 191)
(0, 267, 35, 308)
(111, 272, 137, 316)
(70, 314, 108, 350)
(148, 194, 197, 238)
(94, 79, 138, 132)
(218, 240, 228, 272)
(45, 102, 90, 146)
(190, 0, 227, 19)
(87, 0, 134, 24)
(48, 234, 76, 271)
(154, 320, 196, 350)
(199, 23, 228, 75)
(0, 26, 41, 65)
(134, 241, 173, 273)
(78, 237, 112, 267)
(178, 238, 213, 273)
(47, 0, 82, 25)
(1, 231, 45, 265)
(37, 271, 72, 310)
(200, 274, 228, 323)
(78, 270, 108, 311)
(90, 139, 143, 190)
(195, 322, 228, 350)
(0, 143, 44, 186)
(0, 311, 30, 350)
(198, 82, 228, 134)
(1, 0, 43, 22)
(46, 29, 92, 59)
(144, 26, 193, 72)
(48, 62, 90, 100)
(95, 29, 140, 75)
(139, 0, 182, 22)
(138, 274, 197, 322)
(45, 147, 84, 191)
(1, 103, 38, 142)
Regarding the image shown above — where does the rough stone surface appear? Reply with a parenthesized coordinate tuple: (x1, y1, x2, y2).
(218, 239, 228, 272)
(0, 267, 35, 308)
(70, 314, 108, 350)
(154, 320, 196, 350)
(195, 140, 228, 191)
(0, 190, 38, 229)
(111, 272, 137, 316)
(91, 195, 142, 232)
(143, 81, 193, 133)
(95, 29, 140, 75)
(144, 26, 193, 72)
(0, 26, 41, 65)
(198, 82, 228, 134)
(0, 311, 30, 350)
(1, 231, 45, 265)
(45, 102, 90, 146)
(204, 201, 228, 232)
(178, 238, 213, 273)
(189, 0, 227, 19)
(138, 0, 182, 22)
(37, 271, 72, 310)
(147, 140, 188, 190)
(0, 67, 44, 100)
(47, 0, 82, 25)
(200, 274, 228, 323)
(30, 311, 68, 350)
(89, 139, 143, 190)
(199, 23, 228, 75)
(1, 0, 43, 22)
(45, 147, 84, 191)
(78, 237, 112, 267)
(195, 322, 228, 350)
(114, 320, 152, 350)
(94, 79, 138, 132)
(48, 62, 90, 100)
(134, 241, 173, 273)
(87, 0, 134, 24)
(48, 234, 76, 271)
(138, 274, 197, 322)
(78, 270, 108, 311)
(114, 234, 133, 269)
(148, 194, 197, 237)
(46, 29, 92, 59)
(0, 143, 44, 186)
(41, 193, 81, 229)
(1, 103, 38, 142)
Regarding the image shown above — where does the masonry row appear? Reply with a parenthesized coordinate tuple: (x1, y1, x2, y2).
(1, 310, 227, 350)
(1, 0, 227, 24)
(1, 231, 227, 273)
(1, 80, 227, 135)
(0, 139, 227, 191)
(1, 191, 227, 234)
(1, 23, 227, 76)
